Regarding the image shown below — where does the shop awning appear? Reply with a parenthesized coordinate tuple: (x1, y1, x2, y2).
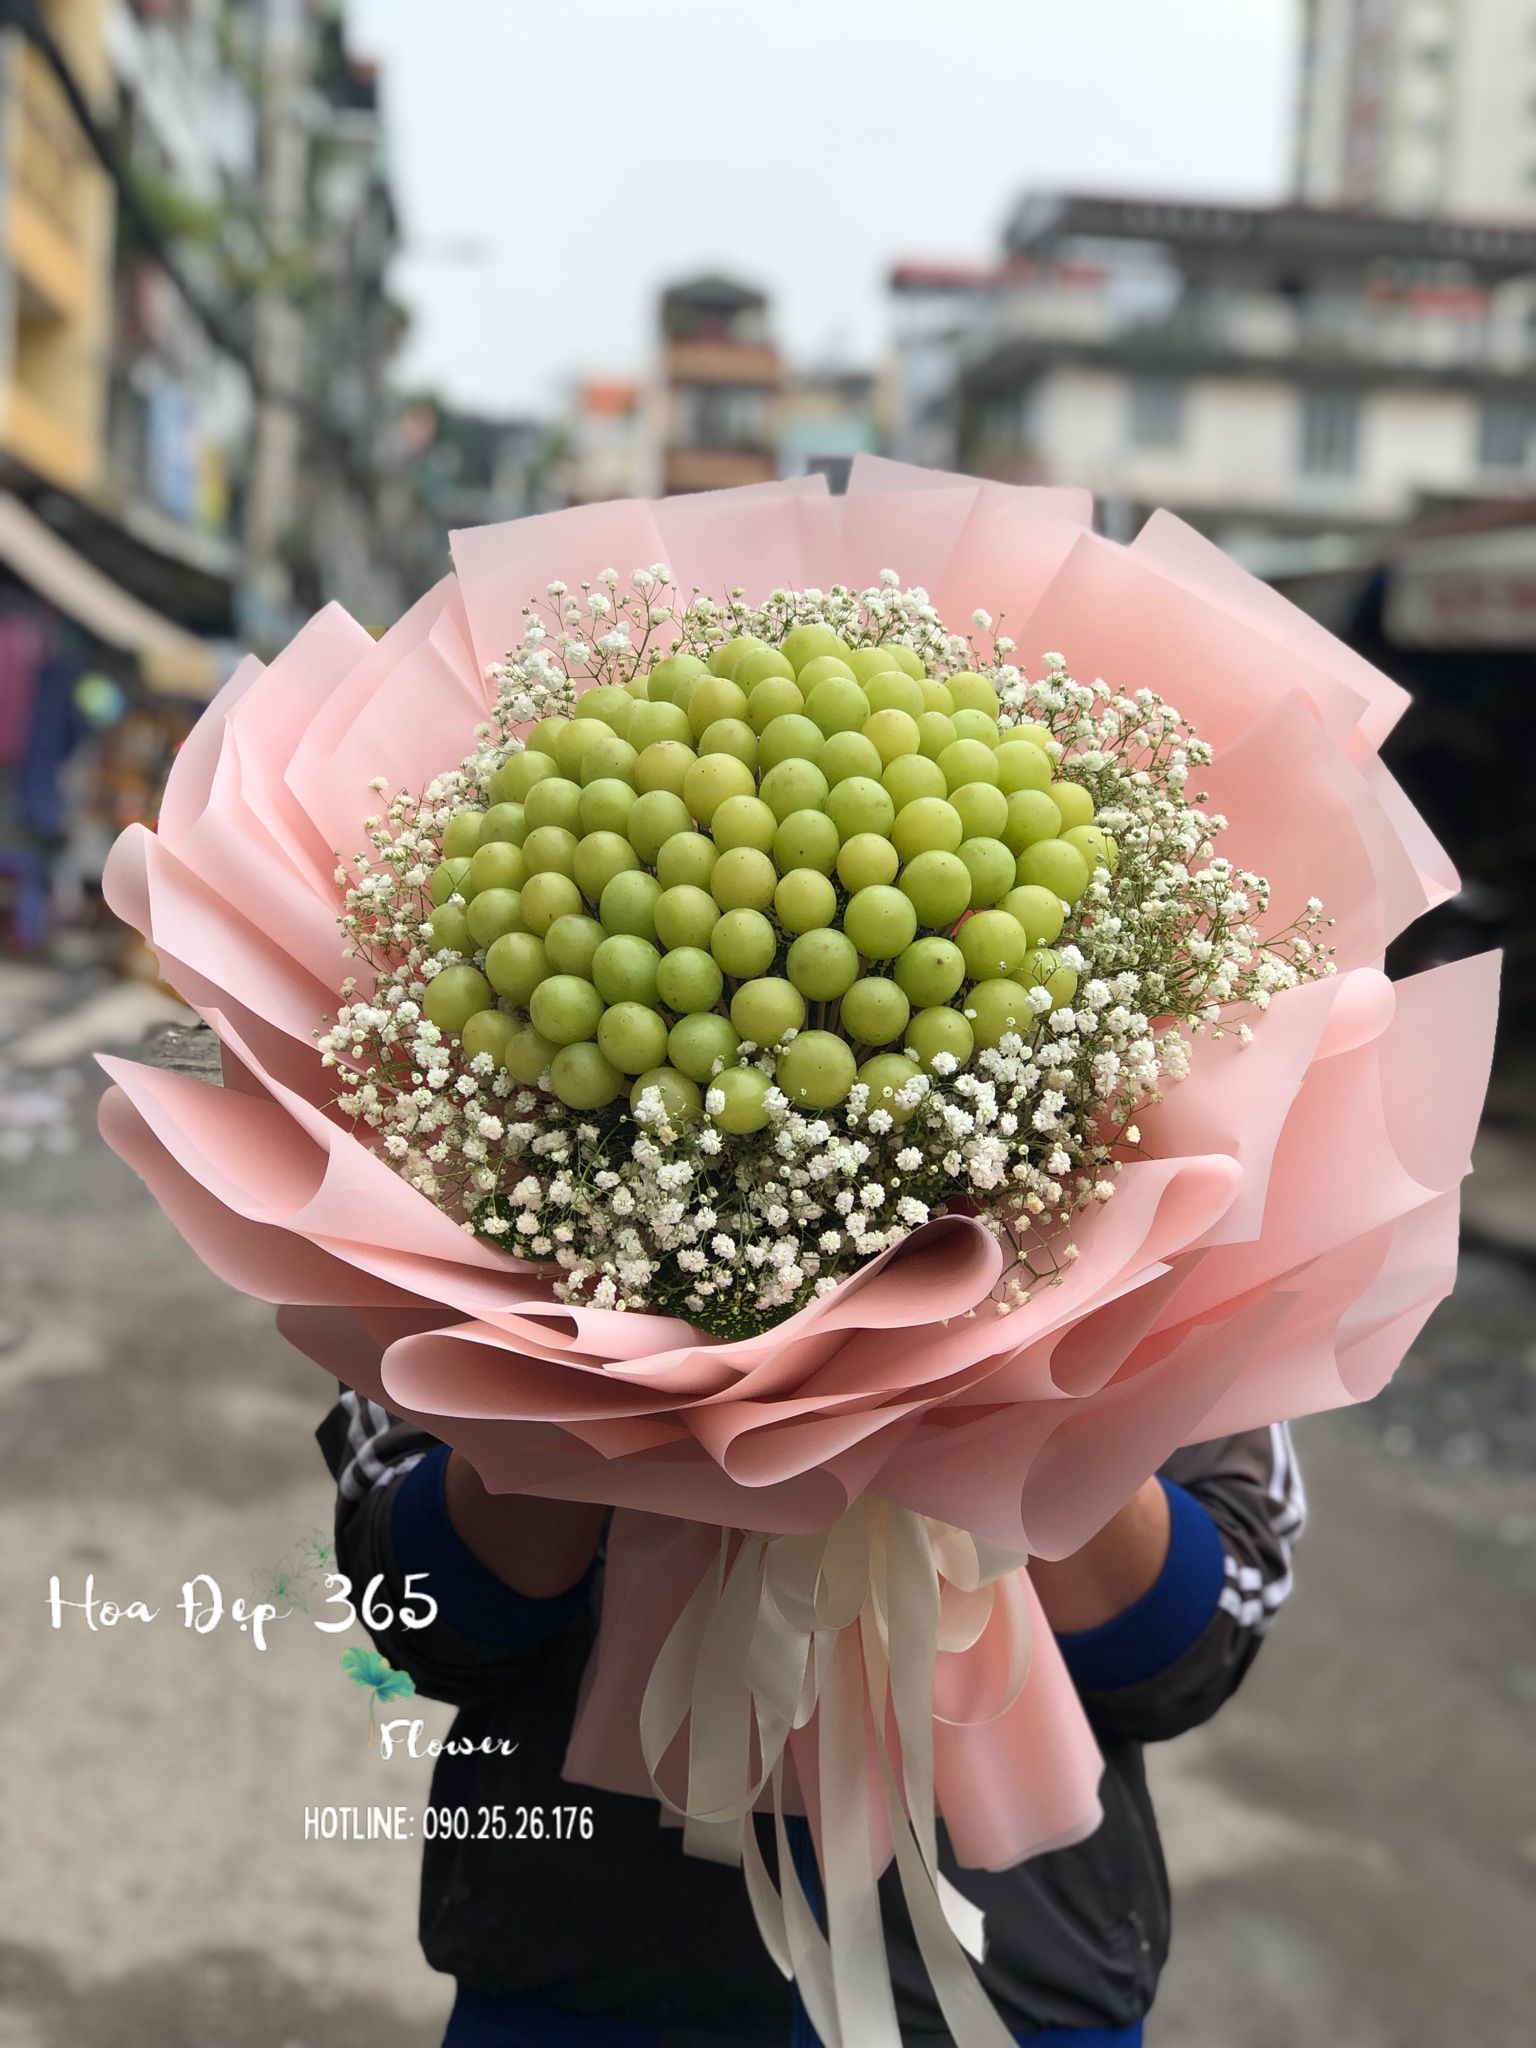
(0, 490, 221, 698)
(1384, 521, 1536, 650)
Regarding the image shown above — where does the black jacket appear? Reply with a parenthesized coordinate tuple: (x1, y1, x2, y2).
(319, 1394, 1304, 2048)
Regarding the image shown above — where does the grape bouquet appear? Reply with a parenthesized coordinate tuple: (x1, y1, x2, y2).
(99, 466, 1496, 2048)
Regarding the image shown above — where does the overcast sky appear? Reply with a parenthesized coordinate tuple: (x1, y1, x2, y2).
(346, 0, 1299, 416)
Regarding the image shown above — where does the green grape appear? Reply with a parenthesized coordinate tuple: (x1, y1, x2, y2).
(655, 945, 722, 1013)
(804, 675, 871, 736)
(938, 739, 999, 791)
(844, 884, 917, 960)
(488, 750, 557, 805)
(655, 828, 717, 889)
(1002, 789, 1063, 852)
(777, 1030, 857, 1108)
(758, 713, 825, 772)
(883, 753, 947, 808)
(465, 887, 526, 949)
(711, 908, 777, 978)
(576, 684, 636, 736)
(518, 872, 583, 933)
(683, 752, 755, 825)
(772, 809, 840, 876)
(654, 884, 719, 951)
(899, 851, 972, 928)
(877, 643, 925, 681)
(708, 634, 767, 679)
(957, 908, 1029, 979)
(669, 1011, 740, 1083)
(1063, 824, 1118, 873)
(825, 776, 895, 841)
(915, 711, 959, 759)
(774, 868, 838, 934)
(579, 734, 638, 786)
(462, 1008, 516, 1068)
(966, 978, 1032, 1048)
(429, 902, 472, 955)
(429, 857, 472, 906)
(733, 645, 796, 690)
(1000, 884, 1066, 947)
(1022, 947, 1078, 1011)
(759, 758, 829, 822)
(894, 935, 966, 1005)
(524, 778, 581, 835)
(820, 731, 885, 784)
(529, 973, 603, 1045)
(698, 718, 757, 769)
(950, 782, 1009, 841)
(592, 933, 662, 1006)
(579, 777, 639, 835)
(864, 672, 925, 719)
(549, 1041, 623, 1109)
(485, 931, 547, 1004)
(423, 962, 495, 1034)
(646, 653, 708, 703)
(746, 676, 804, 732)
(782, 624, 852, 672)
(950, 709, 999, 750)
(958, 837, 1015, 906)
(840, 977, 910, 1046)
(995, 738, 1052, 795)
(597, 1001, 670, 1075)
(892, 797, 964, 862)
(836, 833, 900, 891)
(442, 809, 485, 859)
(708, 1065, 773, 1132)
(543, 912, 605, 978)
(527, 717, 569, 759)
(503, 1022, 557, 1085)
(599, 870, 663, 939)
(711, 847, 777, 912)
(786, 928, 859, 1000)
(630, 1066, 703, 1124)
(730, 976, 807, 1045)
(796, 652, 856, 691)
(711, 793, 777, 853)
(573, 831, 640, 903)
(905, 1005, 973, 1071)
(863, 708, 920, 765)
(478, 801, 527, 846)
(522, 825, 579, 880)
(1049, 780, 1096, 831)
(1005, 719, 1056, 754)
(635, 740, 697, 797)
(629, 790, 692, 862)
(857, 1053, 921, 1121)
(688, 675, 749, 737)
(1014, 837, 1091, 905)
(920, 678, 955, 715)
(846, 646, 907, 684)
(553, 719, 612, 780)
(947, 673, 1000, 717)
(468, 841, 528, 896)
(627, 700, 692, 751)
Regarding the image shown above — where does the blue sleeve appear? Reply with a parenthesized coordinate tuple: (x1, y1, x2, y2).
(389, 1444, 597, 1651)
(1054, 1476, 1226, 1692)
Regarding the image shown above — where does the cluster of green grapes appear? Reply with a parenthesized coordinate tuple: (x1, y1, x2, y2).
(419, 625, 1115, 1127)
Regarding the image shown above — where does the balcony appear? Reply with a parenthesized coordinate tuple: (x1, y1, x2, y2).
(663, 338, 781, 388)
(4, 44, 99, 322)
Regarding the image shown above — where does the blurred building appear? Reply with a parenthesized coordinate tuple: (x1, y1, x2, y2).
(401, 398, 557, 537)
(935, 190, 1536, 562)
(657, 275, 780, 497)
(887, 262, 1006, 469)
(559, 377, 646, 506)
(779, 363, 881, 485)
(1297, 0, 1536, 219)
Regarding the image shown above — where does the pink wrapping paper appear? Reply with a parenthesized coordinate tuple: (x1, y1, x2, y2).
(99, 462, 1497, 1880)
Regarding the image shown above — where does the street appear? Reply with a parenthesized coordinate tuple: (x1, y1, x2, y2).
(2, 962, 1533, 2048)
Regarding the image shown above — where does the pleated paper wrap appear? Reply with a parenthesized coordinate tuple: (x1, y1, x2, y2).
(99, 461, 1497, 2046)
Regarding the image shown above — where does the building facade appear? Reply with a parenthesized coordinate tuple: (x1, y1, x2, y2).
(657, 275, 780, 497)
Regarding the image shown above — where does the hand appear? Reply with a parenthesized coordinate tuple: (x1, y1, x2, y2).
(1029, 1478, 1171, 1635)
(443, 1454, 607, 1599)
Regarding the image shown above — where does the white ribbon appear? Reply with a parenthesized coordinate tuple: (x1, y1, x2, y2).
(638, 1501, 1033, 2048)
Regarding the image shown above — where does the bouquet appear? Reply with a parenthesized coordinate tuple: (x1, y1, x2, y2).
(100, 462, 1497, 2047)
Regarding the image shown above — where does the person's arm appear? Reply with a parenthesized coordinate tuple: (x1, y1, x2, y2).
(1044, 1423, 1307, 1743)
(442, 1451, 605, 1597)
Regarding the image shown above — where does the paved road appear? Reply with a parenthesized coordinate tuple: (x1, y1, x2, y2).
(2, 966, 1533, 2047)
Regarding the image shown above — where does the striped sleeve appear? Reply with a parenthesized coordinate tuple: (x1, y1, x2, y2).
(1070, 1423, 1306, 1744)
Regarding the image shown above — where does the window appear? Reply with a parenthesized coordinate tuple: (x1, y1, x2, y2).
(1127, 375, 1187, 451)
(1299, 389, 1360, 479)
(675, 383, 770, 451)
(1478, 398, 1536, 470)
